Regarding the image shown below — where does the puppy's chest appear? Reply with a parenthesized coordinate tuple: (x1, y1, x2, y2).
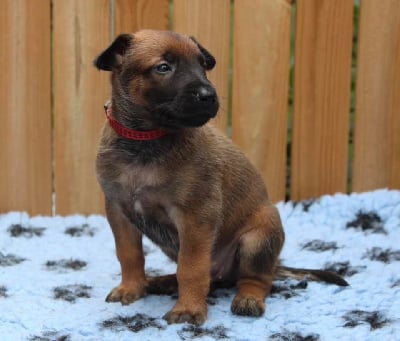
(116, 165, 179, 252)
(117, 165, 170, 216)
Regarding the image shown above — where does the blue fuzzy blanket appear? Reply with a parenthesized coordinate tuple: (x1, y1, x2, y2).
(1, 190, 399, 340)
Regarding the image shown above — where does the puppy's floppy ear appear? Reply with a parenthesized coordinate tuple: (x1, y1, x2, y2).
(190, 36, 216, 70)
(94, 34, 132, 71)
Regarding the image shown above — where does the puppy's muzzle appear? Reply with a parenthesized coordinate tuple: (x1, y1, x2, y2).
(157, 83, 219, 129)
(190, 85, 219, 119)
(185, 85, 218, 126)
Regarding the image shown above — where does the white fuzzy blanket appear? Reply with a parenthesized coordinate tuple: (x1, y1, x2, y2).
(1, 189, 399, 340)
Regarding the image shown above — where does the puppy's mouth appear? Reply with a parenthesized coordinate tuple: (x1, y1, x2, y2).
(178, 111, 217, 127)
(155, 101, 219, 130)
(159, 105, 218, 129)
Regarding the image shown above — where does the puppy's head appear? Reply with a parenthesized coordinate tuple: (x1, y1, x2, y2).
(94, 30, 219, 130)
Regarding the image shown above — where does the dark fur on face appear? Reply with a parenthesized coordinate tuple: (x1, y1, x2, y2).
(94, 29, 348, 326)
(95, 30, 219, 131)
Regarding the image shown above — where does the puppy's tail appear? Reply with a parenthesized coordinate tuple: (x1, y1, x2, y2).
(275, 265, 349, 287)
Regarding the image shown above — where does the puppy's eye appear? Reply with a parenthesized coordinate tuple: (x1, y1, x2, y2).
(155, 63, 172, 74)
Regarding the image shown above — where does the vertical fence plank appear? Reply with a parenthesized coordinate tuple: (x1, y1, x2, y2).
(114, 0, 169, 34)
(53, 0, 110, 215)
(352, 0, 400, 192)
(232, 0, 291, 203)
(0, 0, 52, 215)
(291, 0, 353, 200)
(173, 0, 231, 133)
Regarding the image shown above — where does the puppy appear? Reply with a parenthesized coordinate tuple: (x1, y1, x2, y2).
(94, 30, 347, 325)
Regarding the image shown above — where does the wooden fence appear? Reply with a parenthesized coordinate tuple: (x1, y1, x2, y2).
(1, 0, 399, 216)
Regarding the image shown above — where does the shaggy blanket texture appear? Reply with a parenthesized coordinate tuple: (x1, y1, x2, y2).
(1, 189, 399, 341)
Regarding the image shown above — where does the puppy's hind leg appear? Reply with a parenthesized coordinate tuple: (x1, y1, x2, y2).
(231, 205, 284, 316)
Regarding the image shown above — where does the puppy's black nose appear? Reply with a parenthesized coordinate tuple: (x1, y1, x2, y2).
(195, 86, 217, 103)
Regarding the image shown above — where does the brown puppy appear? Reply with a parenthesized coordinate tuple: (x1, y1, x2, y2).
(94, 30, 347, 325)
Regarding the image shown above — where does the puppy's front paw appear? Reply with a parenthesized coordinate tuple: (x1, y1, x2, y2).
(106, 283, 146, 305)
(231, 294, 265, 317)
(163, 303, 207, 325)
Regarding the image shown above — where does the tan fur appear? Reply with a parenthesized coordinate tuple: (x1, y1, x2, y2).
(94, 30, 347, 326)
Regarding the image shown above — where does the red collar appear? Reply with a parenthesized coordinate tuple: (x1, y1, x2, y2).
(104, 105, 168, 141)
